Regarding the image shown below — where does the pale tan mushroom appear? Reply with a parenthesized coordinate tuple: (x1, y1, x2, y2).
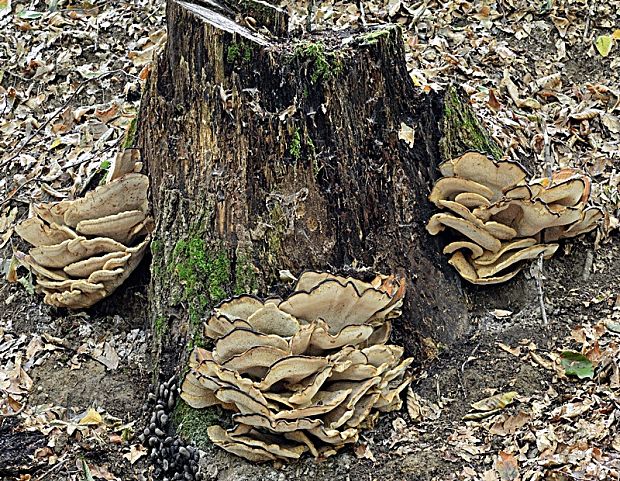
(181, 272, 412, 462)
(454, 192, 492, 208)
(15, 217, 75, 247)
(429, 177, 495, 206)
(473, 238, 538, 266)
(443, 241, 484, 259)
(476, 244, 558, 278)
(63, 173, 149, 227)
(448, 251, 522, 285)
(439, 152, 528, 197)
(426, 213, 501, 252)
(75, 210, 146, 244)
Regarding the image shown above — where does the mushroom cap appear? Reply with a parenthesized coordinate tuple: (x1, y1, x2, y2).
(448, 251, 522, 285)
(107, 148, 141, 182)
(245, 303, 300, 337)
(476, 243, 559, 279)
(15, 217, 75, 247)
(482, 221, 517, 241)
(427, 213, 501, 252)
(544, 206, 604, 241)
(75, 210, 146, 244)
(440, 152, 528, 196)
(278, 279, 395, 334)
(472, 238, 538, 266)
(213, 328, 290, 364)
(428, 177, 495, 206)
(443, 241, 484, 259)
(29, 236, 127, 269)
(63, 173, 149, 227)
(436, 200, 481, 224)
(454, 192, 492, 208)
(533, 177, 588, 207)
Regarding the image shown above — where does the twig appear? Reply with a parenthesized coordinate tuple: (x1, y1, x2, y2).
(582, 250, 594, 281)
(533, 253, 548, 326)
(36, 456, 68, 481)
(0, 69, 127, 169)
(459, 342, 480, 397)
(542, 118, 553, 178)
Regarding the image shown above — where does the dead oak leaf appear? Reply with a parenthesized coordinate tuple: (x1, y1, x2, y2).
(495, 451, 519, 481)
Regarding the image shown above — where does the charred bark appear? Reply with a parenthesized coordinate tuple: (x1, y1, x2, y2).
(138, 0, 497, 379)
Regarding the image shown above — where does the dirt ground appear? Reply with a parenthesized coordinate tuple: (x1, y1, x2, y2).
(1, 232, 619, 480)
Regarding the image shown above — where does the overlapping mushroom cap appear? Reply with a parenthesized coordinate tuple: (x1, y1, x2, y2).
(14, 149, 152, 308)
(180, 271, 412, 462)
(427, 152, 603, 285)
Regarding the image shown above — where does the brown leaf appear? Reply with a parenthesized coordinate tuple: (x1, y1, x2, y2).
(495, 451, 519, 481)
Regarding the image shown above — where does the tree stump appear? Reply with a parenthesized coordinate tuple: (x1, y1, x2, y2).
(138, 0, 499, 380)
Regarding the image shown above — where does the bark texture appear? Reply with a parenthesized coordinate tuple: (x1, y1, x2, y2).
(138, 0, 496, 377)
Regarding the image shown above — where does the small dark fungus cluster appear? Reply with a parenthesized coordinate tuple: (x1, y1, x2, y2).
(427, 152, 603, 284)
(140, 375, 202, 481)
(14, 149, 151, 308)
(180, 271, 412, 462)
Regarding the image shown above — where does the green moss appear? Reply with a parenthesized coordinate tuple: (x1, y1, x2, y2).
(358, 28, 391, 45)
(294, 42, 343, 84)
(227, 42, 253, 64)
(173, 399, 221, 448)
(289, 128, 302, 161)
(234, 254, 258, 295)
(441, 85, 503, 161)
(154, 316, 168, 338)
(122, 117, 138, 148)
(266, 203, 288, 255)
(171, 237, 231, 325)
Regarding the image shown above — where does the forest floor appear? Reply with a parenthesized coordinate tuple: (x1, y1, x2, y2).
(1, 0, 620, 480)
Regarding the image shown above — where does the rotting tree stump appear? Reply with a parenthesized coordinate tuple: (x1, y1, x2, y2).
(137, 0, 500, 381)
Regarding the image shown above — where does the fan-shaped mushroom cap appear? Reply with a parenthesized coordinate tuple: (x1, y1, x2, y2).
(255, 356, 329, 391)
(427, 213, 501, 252)
(273, 389, 351, 420)
(209, 425, 306, 460)
(286, 367, 335, 405)
(454, 192, 492, 208)
(448, 251, 522, 285)
(278, 280, 394, 334)
(233, 413, 322, 432)
(215, 295, 265, 322)
(43, 288, 108, 309)
(63, 252, 128, 277)
(473, 238, 538, 266)
(476, 243, 558, 278)
(440, 152, 528, 196)
(429, 177, 495, 206)
(75, 210, 146, 244)
(15, 217, 75, 247)
(436, 200, 480, 224)
(308, 321, 375, 352)
(483, 221, 517, 240)
(544, 206, 604, 241)
(63, 173, 149, 227)
(28, 236, 127, 268)
(14, 252, 68, 281)
(213, 328, 290, 364)
(108, 148, 141, 182)
(37, 278, 105, 293)
(221, 346, 290, 378)
(180, 371, 222, 409)
(534, 177, 587, 206)
(443, 241, 484, 259)
(246, 303, 300, 337)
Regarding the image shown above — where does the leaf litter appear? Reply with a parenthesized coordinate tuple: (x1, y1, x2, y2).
(1, 0, 620, 479)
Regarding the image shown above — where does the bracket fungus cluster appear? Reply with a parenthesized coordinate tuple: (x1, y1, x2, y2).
(180, 271, 413, 462)
(14, 149, 152, 308)
(427, 152, 603, 285)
